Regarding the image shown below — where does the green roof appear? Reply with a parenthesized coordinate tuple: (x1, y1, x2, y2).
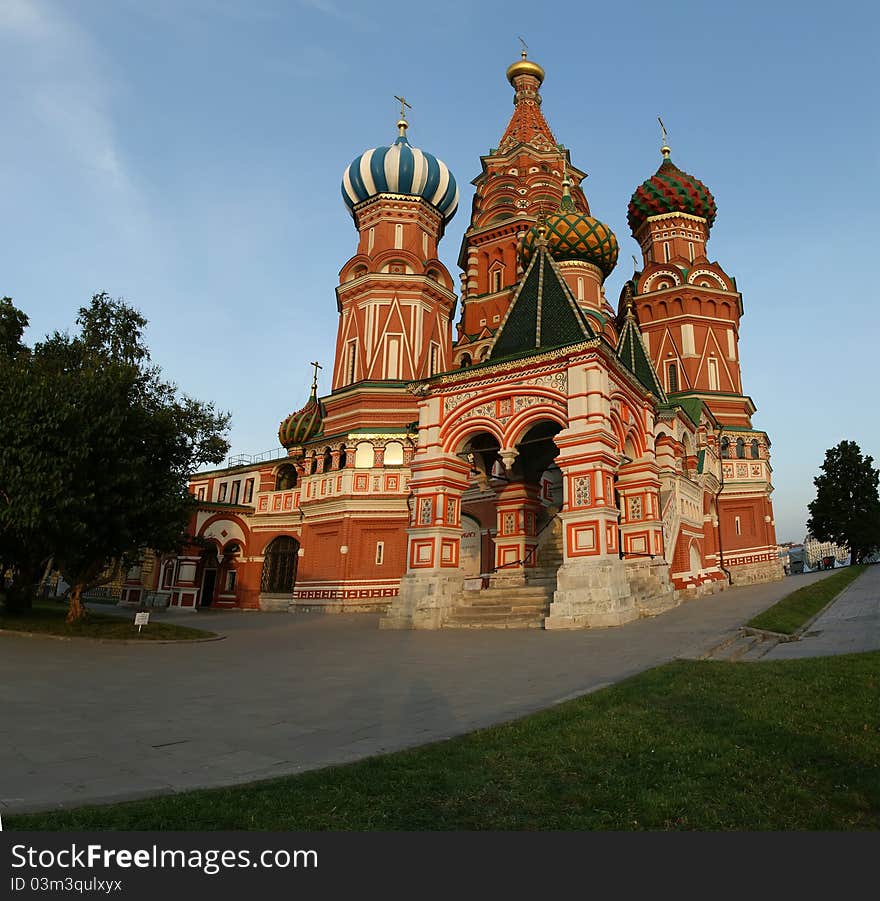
(490, 245, 595, 360)
(616, 308, 666, 400)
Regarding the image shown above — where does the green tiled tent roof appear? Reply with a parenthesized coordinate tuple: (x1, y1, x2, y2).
(490, 244, 596, 360)
(616, 305, 666, 400)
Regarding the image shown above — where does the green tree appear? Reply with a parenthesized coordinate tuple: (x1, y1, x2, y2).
(0, 294, 230, 620)
(807, 440, 880, 565)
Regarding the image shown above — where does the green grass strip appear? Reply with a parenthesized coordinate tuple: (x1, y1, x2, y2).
(747, 566, 866, 635)
(0, 601, 215, 641)
(9, 651, 880, 831)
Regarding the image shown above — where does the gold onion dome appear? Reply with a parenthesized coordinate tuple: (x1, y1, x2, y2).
(519, 175, 619, 279)
(506, 50, 545, 85)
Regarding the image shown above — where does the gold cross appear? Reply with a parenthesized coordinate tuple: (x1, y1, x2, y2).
(309, 360, 322, 391)
(658, 116, 668, 145)
(518, 35, 528, 57)
(394, 95, 412, 120)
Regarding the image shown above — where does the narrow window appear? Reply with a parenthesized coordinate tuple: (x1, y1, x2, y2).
(736, 438, 745, 459)
(218, 483, 228, 502)
(394, 223, 403, 249)
(429, 342, 440, 376)
(197, 487, 205, 501)
(577, 277, 584, 301)
(224, 570, 237, 592)
(751, 439, 760, 459)
(663, 242, 670, 262)
(688, 241, 694, 263)
(667, 362, 679, 392)
(230, 480, 241, 504)
(721, 437, 730, 459)
(368, 227, 375, 253)
(707, 357, 719, 391)
(375, 541, 385, 565)
(491, 268, 502, 293)
(386, 336, 400, 380)
(346, 341, 357, 384)
(244, 478, 254, 503)
(735, 516, 741, 536)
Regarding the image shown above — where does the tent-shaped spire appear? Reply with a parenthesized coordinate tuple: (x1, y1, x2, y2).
(490, 240, 595, 360)
(616, 287, 666, 399)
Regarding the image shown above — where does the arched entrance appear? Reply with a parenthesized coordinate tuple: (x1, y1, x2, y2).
(261, 536, 300, 595)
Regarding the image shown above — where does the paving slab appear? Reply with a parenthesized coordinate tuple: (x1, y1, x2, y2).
(0, 570, 844, 814)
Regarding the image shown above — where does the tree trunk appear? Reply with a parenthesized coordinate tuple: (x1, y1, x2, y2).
(66, 583, 88, 624)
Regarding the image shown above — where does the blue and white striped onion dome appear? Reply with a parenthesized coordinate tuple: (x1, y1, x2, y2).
(341, 127, 459, 223)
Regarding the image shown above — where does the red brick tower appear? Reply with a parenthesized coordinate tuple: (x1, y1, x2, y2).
(454, 51, 615, 365)
(627, 138, 782, 584)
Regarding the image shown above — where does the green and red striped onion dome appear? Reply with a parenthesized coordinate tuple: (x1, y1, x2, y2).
(519, 211, 619, 279)
(627, 157, 717, 234)
(279, 389, 324, 449)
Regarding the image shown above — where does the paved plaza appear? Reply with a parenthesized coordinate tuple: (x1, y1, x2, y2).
(2, 568, 875, 815)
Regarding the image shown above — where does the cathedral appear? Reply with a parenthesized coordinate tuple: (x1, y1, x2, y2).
(123, 51, 783, 628)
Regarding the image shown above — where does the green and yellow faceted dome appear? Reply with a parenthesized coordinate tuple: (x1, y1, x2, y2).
(519, 185, 619, 279)
(279, 387, 324, 450)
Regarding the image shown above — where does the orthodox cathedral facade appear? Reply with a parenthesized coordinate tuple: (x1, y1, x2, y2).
(124, 52, 783, 628)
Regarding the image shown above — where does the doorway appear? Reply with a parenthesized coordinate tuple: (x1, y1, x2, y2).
(200, 566, 217, 607)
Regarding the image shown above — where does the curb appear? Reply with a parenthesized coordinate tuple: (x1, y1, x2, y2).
(0, 628, 224, 645)
(741, 568, 868, 643)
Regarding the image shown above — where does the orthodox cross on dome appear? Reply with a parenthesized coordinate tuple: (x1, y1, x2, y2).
(394, 94, 412, 136)
(658, 116, 671, 159)
(517, 35, 528, 57)
(309, 360, 322, 393)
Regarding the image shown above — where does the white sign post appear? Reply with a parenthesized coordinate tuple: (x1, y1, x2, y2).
(134, 611, 150, 633)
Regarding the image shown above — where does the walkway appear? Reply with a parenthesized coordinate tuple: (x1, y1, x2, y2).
(0, 571, 842, 814)
(763, 564, 880, 659)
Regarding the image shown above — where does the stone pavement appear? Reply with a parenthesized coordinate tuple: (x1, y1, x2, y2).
(0, 571, 841, 814)
(763, 564, 880, 660)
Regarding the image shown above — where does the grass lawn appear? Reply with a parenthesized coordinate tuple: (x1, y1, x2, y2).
(747, 566, 866, 635)
(9, 651, 880, 831)
(0, 600, 215, 642)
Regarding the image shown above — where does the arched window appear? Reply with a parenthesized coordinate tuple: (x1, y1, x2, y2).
(459, 353, 472, 368)
(354, 442, 374, 468)
(667, 362, 679, 393)
(275, 464, 297, 491)
(323, 447, 332, 472)
(260, 536, 300, 594)
(751, 439, 760, 459)
(338, 445, 348, 469)
(309, 454, 318, 475)
(384, 441, 404, 466)
(720, 437, 730, 459)
(736, 438, 745, 459)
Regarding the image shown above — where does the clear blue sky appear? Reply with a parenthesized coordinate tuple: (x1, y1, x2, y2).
(1, 0, 877, 543)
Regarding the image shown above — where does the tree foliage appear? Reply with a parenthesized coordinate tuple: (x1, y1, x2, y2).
(0, 293, 230, 618)
(807, 440, 880, 564)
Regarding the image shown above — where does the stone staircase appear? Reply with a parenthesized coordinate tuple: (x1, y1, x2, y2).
(444, 511, 561, 629)
(444, 584, 553, 629)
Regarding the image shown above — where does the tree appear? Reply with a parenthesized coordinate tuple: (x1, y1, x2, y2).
(807, 440, 880, 564)
(0, 293, 230, 620)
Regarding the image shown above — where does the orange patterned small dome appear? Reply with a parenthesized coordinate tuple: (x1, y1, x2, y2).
(520, 211, 619, 279)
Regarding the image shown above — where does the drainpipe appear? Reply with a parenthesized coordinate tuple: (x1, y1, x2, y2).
(714, 426, 732, 585)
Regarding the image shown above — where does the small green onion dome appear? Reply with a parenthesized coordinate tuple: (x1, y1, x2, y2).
(519, 177, 619, 279)
(279, 387, 324, 449)
(628, 153, 717, 234)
